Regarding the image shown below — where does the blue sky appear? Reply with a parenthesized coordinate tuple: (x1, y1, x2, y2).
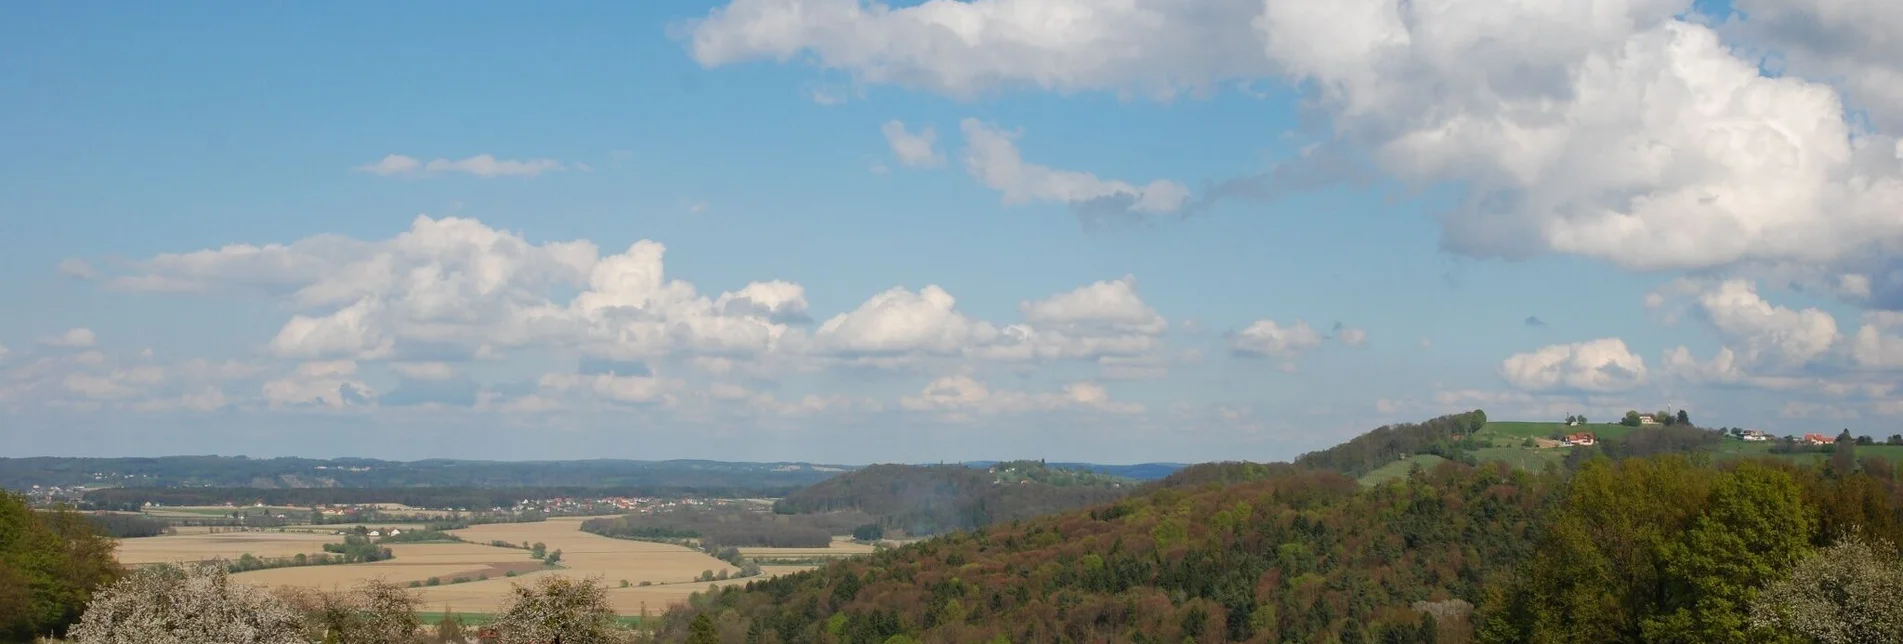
(3, 0, 1901, 463)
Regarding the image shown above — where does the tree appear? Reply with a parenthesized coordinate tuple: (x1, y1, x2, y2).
(1830, 436, 1859, 477)
(1566, 415, 1578, 425)
(0, 493, 122, 640)
(490, 575, 619, 644)
(1750, 533, 1903, 643)
(434, 608, 469, 644)
(1888, 434, 1903, 446)
(544, 549, 562, 566)
(1676, 410, 1691, 426)
(687, 613, 720, 644)
(1624, 411, 1644, 427)
(68, 562, 306, 644)
(1579, 415, 1588, 425)
(531, 542, 547, 560)
(1642, 462, 1814, 643)
(1856, 435, 1875, 446)
(1659, 410, 1677, 426)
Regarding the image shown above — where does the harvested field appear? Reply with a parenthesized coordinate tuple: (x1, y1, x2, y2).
(738, 537, 877, 558)
(233, 542, 544, 590)
(115, 531, 336, 565)
(219, 517, 763, 614)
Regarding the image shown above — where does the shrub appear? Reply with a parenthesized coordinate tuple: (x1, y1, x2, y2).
(426, 577, 441, 587)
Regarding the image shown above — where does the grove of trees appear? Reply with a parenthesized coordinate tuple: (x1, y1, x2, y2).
(0, 493, 121, 641)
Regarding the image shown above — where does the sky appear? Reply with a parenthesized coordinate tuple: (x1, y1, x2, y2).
(2, 0, 1901, 464)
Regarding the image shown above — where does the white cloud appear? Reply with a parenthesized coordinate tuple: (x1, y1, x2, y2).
(41, 328, 98, 348)
(1499, 338, 1648, 393)
(0, 344, 8, 362)
(684, 0, 1272, 100)
(881, 120, 945, 168)
(812, 285, 997, 356)
(690, 0, 1903, 274)
(900, 375, 1142, 417)
(270, 297, 395, 360)
(355, 154, 566, 178)
(1018, 275, 1166, 335)
(390, 362, 459, 381)
(537, 371, 678, 405)
(1337, 327, 1368, 348)
(1229, 319, 1323, 359)
(1259, 2, 1903, 272)
(1850, 315, 1903, 369)
(1695, 280, 1839, 365)
(1723, 0, 1903, 132)
(57, 258, 95, 279)
(961, 119, 1190, 222)
(261, 361, 376, 409)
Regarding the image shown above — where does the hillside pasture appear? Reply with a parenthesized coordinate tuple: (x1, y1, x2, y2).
(1357, 454, 1449, 487)
(736, 536, 877, 559)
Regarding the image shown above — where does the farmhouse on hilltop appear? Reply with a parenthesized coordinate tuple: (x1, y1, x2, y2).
(1803, 433, 1832, 445)
(1562, 432, 1597, 447)
(1741, 430, 1770, 442)
(1637, 414, 1660, 425)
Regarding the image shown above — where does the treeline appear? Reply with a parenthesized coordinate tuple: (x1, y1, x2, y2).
(580, 506, 873, 549)
(1291, 410, 1488, 477)
(81, 486, 756, 512)
(771, 463, 1131, 536)
(0, 455, 850, 490)
(74, 512, 171, 538)
(656, 429, 1903, 642)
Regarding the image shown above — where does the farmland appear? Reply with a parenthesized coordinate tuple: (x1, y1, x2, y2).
(110, 515, 848, 614)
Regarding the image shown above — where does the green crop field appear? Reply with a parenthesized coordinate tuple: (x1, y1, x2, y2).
(1472, 447, 1566, 473)
(1358, 454, 1449, 487)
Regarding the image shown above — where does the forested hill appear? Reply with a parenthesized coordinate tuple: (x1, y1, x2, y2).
(658, 414, 1903, 643)
(1290, 410, 1488, 477)
(771, 461, 1133, 536)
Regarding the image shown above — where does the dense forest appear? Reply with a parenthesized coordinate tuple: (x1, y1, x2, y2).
(656, 412, 1903, 643)
(0, 456, 852, 490)
(80, 486, 764, 512)
(771, 462, 1133, 536)
(581, 506, 875, 549)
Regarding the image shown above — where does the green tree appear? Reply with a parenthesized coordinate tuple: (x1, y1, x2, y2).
(1676, 410, 1691, 426)
(1623, 410, 1644, 427)
(1641, 462, 1813, 643)
(686, 612, 720, 644)
(543, 548, 562, 566)
(0, 493, 123, 640)
(1750, 533, 1903, 643)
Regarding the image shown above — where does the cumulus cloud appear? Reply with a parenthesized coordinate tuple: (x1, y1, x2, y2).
(355, 154, 566, 178)
(262, 361, 376, 409)
(1229, 319, 1323, 359)
(684, 0, 1272, 99)
(961, 119, 1190, 224)
(1849, 312, 1903, 369)
(899, 375, 1141, 417)
(812, 285, 997, 357)
(1499, 338, 1648, 393)
(881, 120, 944, 168)
(690, 0, 1903, 277)
(537, 371, 678, 405)
(1694, 280, 1839, 365)
(40, 328, 97, 349)
(1330, 322, 1368, 347)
